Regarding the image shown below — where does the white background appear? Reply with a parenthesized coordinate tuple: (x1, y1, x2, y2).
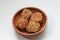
(0, 0, 60, 40)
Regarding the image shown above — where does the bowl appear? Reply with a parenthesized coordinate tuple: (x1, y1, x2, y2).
(12, 7, 47, 36)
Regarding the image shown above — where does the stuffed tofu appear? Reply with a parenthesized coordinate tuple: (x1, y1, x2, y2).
(21, 9, 32, 19)
(16, 18, 28, 30)
(30, 12, 43, 22)
(26, 21, 40, 32)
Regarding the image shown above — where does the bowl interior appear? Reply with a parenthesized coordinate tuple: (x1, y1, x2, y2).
(13, 7, 47, 35)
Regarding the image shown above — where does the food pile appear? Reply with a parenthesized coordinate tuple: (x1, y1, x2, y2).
(16, 9, 43, 33)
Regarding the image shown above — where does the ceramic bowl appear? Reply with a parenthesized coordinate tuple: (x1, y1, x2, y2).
(12, 7, 47, 36)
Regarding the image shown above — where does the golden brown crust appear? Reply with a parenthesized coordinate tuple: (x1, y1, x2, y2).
(21, 9, 32, 19)
(30, 12, 43, 22)
(26, 21, 40, 32)
(16, 18, 28, 30)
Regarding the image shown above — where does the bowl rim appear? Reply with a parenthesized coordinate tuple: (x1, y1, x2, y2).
(12, 6, 48, 36)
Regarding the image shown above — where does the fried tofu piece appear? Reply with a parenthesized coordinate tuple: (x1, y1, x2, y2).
(26, 21, 40, 32)
(21, 9, 32, 19)
(30, 12, 43, 22)
(16, 18, 28, 30)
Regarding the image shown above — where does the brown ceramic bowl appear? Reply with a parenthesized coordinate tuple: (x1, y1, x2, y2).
(12, 7, 47, 36)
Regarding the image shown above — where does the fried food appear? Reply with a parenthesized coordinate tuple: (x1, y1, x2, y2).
(16, 9, 43, 32)
(16, 18, 28, 30)
(26, 21, 40, 32)
(30, 12, 43, 22)
(21, 9, 32, 19)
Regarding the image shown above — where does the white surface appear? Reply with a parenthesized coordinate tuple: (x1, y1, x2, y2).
(0, 0, 60, 40)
